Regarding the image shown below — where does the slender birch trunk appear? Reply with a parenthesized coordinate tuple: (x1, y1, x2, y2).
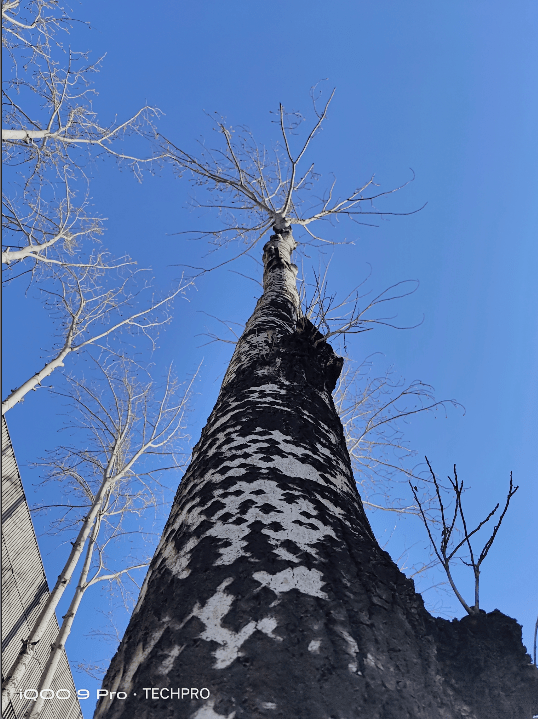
(94, 225, 538, 719)
(1, 446, 122, 712)
(26, 518, 101, 718)
(1, 346, 72, 414)
(1, 503, 102, 712)
(1, 398, 166, 713)
(2, 360, 190, 714)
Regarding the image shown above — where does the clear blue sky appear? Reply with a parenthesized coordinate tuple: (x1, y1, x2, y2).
(3, 2, 537, 715)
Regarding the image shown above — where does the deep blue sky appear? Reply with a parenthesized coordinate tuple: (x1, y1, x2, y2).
(3, 2, 537, 715)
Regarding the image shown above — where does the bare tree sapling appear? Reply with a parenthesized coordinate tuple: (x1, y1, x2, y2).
(410, 458, 519, 615)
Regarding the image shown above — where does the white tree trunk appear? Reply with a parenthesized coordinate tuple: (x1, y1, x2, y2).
(2, 347, 71, 415)
(2, 129, 50, 140)
(26, 521, 99, 718)
(1, 458, 120, 712)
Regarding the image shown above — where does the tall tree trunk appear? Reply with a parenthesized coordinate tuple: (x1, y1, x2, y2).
(94, 227, 537, 719)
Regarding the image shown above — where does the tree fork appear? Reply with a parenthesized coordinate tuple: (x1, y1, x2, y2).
(94, 226, 538, 719)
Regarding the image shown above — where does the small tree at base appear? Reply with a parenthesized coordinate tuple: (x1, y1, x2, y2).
(410, 458, 519, 615)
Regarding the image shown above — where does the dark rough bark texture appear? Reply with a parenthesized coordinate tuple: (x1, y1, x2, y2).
(94, 231, 538, 719)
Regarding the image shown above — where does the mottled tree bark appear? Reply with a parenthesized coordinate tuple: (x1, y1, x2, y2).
(94, 227, 537, 719)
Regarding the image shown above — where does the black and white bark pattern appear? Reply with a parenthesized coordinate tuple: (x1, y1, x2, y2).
(94, 229, 538, 719)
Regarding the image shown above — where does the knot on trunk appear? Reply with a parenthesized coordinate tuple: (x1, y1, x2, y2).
(290, 316, 344, 393)
(263, 233, 297, 271)
(272, 216, 292, 233)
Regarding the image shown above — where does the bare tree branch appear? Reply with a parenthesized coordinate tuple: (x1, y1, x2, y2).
(3, 5, 164, 182)
(1, 171, 118, 273)
(298, 259, 424, 344)
(2, 264, 192, 414)
(159, 87, 422, 251)
(2, 0, 165, 295)
(334, 358, 462, 515)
